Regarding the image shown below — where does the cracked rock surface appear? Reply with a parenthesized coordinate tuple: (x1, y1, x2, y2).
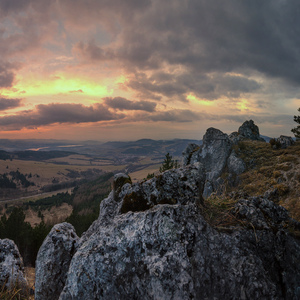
(0, 238, 27, 291)
(35, 222, 79, 300)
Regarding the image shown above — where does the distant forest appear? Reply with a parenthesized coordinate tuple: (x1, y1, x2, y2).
(0, 172, 113, 266)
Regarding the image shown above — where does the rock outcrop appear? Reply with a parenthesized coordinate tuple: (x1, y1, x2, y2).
(237, 119, 265, 142)
(35, 223, 79, 300)
(183, 127, 245, 197)
(34, 120, 300, 300)
(276, 135, 295, 149)
(57, 178, 300, 300)
(0, 239, 27, 291)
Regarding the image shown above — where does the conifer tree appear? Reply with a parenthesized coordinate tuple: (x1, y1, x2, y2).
(160, 153, 178, 172)
(291, 108, 300, 139)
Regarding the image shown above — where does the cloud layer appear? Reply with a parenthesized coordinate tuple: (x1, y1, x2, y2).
(0, 0, 299, 138)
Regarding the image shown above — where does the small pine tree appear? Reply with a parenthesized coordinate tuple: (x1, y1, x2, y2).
(160, 153, 176, 172)
(291, 108, 300, 139)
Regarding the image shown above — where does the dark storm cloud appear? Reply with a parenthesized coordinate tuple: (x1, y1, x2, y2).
(0, 97, 22, 110)
(0, 103, 124, 130)
(74, 0, 300, 99)
(212, 113, 293, 127)
(103, 97, 156, 112)
(0, 62, 17, 88)
(126, 72, 261, 101)
(0, 0, 30, 14)
(149, 109, 201, 123)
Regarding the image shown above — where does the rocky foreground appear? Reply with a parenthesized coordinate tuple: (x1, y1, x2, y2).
(1, 120, 300, 299)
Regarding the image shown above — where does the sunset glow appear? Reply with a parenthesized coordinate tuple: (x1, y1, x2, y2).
(0, 1, 299, 140)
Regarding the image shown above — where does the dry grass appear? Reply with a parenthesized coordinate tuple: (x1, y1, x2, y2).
(130, 164, 161, 182)
(0, 278, 33, 300)
(201, 194, 241, 229)
(230, 140, 300, 221)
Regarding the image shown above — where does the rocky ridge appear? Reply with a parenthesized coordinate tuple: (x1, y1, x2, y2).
(34, 120, 299, 299)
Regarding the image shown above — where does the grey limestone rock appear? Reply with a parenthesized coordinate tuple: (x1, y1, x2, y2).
(227, 150, 246, 175)
(200, 127, 232, 180)
(59, 199, 300, 300)
(238, 120, 265, 141)
(233, 196, 291, 230)
(35, 222, 79, 300)
(277, 135, 295, 149)
(35, 120, 300, 300)
(228, 131, 240, 144)
(197, 128, 233, 197)
(81, 164, 205, 245)
(182, 143, 200, 166)
(0, 239, 27, 291)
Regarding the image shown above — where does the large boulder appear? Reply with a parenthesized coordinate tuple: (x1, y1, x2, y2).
(183, 127, 233, 197)
(35, 223, 79, 300)
(200, 127, 232, 180)
(0, 239, 27, 291)
(81, 165, 205, 246)
(59, 198, 300, 300)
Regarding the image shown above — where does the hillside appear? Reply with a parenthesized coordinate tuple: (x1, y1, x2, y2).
(0, 138, 199, 201)
(232, 140, 300, 221)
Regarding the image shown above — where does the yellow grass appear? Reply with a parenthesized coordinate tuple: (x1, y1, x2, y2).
(46, 154, 114, 166)
(130, 164, 161, 182)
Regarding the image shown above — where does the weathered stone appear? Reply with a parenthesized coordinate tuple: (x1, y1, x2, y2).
(277, 135, 295, 149)
(232, 196, 291, 230)
(113, 173, 132, 201)
(199, 128, 232, 196)
(228, 131, 241, 144)
(60, 200, 300, 300)
(81, 165, 205, 246)
(0, 239, 27, 291)
(35, 223, 79, 300)
(238, 120, 265, 141)
(182, 143, 200, 165)
(34, 120, 300, 300)
(227, 150, 246, 175)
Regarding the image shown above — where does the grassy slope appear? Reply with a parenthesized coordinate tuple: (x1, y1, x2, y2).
(230, 140, 300, 221)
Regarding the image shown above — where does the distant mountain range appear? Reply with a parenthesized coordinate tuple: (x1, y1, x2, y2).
(0, 138, 201, 161)
(0, 135, 276, 161)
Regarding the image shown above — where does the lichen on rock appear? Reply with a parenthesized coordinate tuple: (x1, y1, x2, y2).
(0, 239, 27, 292)
(35, 222, 79, 300)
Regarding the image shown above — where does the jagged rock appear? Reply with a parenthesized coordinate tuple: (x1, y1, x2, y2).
(182, 127, 235, 197)
(59, 198, 300, 300)
(277, 135, 295, 149)
(81, 165, 205, 246)
(35, 120, 300, 300)
(200, 128, 232, 180)
(233, 196, 291, 230)
(182, 143, 200, 165)
(227, 150, 246, 175)
(113, 173, 132, 201)
(238, 120, 265, 141)
(0, 239, 27, 291)
(35, 223, 79, 300)
(228, 131, 240, 144)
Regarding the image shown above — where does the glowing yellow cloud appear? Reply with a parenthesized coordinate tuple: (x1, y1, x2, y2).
(2, 75, 111, 99)
(187, 93, 214, 106)
(237, 99, 250, 112)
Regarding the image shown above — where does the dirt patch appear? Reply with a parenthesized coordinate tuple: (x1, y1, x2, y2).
(25, 267, 35, 299)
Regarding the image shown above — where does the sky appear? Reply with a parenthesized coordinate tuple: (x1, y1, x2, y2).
(0, 0, 299, 141)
